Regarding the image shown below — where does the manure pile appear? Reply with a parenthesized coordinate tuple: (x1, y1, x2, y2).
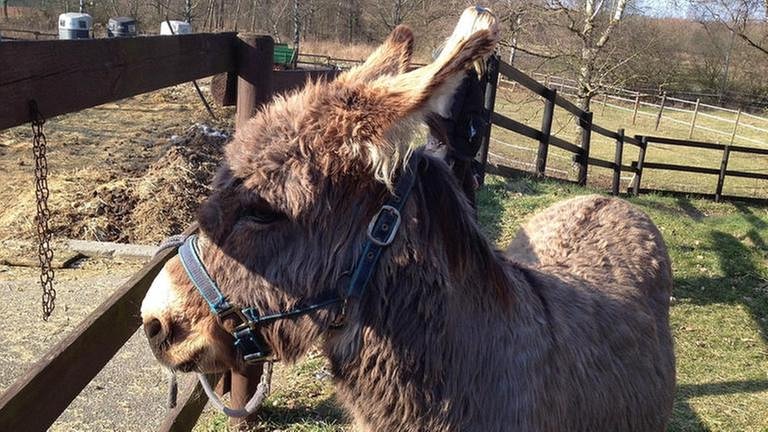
(0, 124, 228, 244)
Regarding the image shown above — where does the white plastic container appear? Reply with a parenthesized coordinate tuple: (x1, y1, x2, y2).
(58, 13, 92, 40)
(160, 21, 192, 36)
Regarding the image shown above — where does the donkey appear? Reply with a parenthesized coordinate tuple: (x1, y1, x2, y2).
(140, 24, 675, 431)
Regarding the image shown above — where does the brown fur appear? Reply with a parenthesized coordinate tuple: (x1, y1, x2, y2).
(141, 24, 675, 431)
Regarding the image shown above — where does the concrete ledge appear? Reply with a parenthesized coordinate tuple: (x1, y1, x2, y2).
(67, 240, 159, 260)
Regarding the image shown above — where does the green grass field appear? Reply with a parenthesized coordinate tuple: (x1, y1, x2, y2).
(490, 86, 768, 199)
(195, 175, 768, 432)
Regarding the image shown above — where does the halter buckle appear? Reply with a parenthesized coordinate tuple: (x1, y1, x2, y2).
(367, 205, 401, 246)
(217, 307, 250, 328)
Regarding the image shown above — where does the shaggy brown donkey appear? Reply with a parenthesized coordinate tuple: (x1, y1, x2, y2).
(140, 23, 675, 431)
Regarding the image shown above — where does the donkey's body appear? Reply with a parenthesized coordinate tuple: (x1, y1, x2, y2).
(325, 178, 674, 432)
(140, 18, 675, 432)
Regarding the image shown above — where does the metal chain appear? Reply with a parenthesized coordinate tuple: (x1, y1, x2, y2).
(30, 101, 56, 321)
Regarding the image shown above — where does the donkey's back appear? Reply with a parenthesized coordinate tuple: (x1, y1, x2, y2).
(505, 195, 675, 431)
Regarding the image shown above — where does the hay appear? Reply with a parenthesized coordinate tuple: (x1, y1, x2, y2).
(0, 124, 227, 244)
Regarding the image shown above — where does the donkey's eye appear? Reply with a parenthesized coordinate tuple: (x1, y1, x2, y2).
(240, 208, 284, 225)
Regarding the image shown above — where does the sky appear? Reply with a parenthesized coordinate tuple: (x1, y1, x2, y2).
(638, 0, 690, 18)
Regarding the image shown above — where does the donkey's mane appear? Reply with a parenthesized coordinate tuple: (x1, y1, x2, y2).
(411, 154, 512, 304)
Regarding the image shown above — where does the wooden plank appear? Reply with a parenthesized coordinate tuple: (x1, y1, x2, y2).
(549, 136, 583, 154)
(715, 145, 731, 202)
(689, 98, 700, 139)
(158, 374, 223, 432)
(476, 55, 500, 186)
(0, 224, 199, 432)
(536, 88, 556, 176)
(554, 93, 583, 118)
(624, 135, 643, 147)
(644, 136, 725, 151)
(613, 128, 625, 196)
(591, 122, 620, 140)
(655, 92, 667, 131)
(725, 170, 768, 180)
(588, 157, 615, 170)
(235, 35, 274, 129)
(578, 111, 593, 186)
(497, 61, 548, 97)
(632, 136, 648, 195)
(642, 162, 720, 175)
(231, 34, 274, 429)
(491, 112, 542, 141)
(0, 33, 237, 131)
(212, 69, 343, 107)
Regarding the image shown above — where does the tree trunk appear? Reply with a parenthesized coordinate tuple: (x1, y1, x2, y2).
(234, 0, 242, 30)
(719, 26, 737, 105)
(578, 46, 597, 113)
(293, 0, 301, 51)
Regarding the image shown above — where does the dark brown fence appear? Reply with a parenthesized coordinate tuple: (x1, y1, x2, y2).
(482, 58, 768, 203)
(0, 33, 275, 432)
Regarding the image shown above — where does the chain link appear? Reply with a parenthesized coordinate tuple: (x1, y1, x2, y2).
(30, 101, 56, 321)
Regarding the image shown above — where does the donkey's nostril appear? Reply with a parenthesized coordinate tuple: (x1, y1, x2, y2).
(144, 318, 165, 343)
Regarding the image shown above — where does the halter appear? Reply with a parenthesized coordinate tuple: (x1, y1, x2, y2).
(177, 152, 422, 365)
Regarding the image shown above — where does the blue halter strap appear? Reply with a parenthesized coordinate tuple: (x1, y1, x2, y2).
(176, 152, 422, 364)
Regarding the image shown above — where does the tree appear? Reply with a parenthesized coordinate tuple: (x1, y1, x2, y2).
(510, 1, 634, 112)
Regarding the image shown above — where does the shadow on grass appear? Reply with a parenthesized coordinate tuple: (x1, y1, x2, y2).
(670, 204, 768, 431)
(256, 394, 348, 430)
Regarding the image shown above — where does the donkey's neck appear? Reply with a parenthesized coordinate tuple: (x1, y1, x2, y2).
(323, 158, 522, 431)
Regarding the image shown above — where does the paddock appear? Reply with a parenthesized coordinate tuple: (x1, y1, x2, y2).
(0, 32, 767, 431)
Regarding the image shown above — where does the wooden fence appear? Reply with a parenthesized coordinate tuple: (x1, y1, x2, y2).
(484, 59, 768, 203)
(0, 33, 277, 432)
(527, 71, 768, 149)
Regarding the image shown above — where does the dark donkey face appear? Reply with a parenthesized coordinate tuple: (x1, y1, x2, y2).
(139, 25, 499, 373)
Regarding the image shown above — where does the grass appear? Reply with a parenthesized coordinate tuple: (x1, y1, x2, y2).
(197, 175, 768, 432)
(490, 86, 768, 199)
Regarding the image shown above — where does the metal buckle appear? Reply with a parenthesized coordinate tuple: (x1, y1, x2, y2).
(367, 205, 401, 246)
(217, 307, 249, 327)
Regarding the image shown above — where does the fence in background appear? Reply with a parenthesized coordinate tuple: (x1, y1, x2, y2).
(518, 72, 768, 150)
(482, 59, 768, 203)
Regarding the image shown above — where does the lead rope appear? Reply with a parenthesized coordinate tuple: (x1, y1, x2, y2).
(30, 101, 56, 321)
(196, 362, 273, 418)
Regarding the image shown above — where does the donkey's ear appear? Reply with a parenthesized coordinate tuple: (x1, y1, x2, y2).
(373, 28, 499, 119)
(341, 25, 414, 82)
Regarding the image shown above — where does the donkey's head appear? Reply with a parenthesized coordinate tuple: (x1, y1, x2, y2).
(140, 24, 500, 373)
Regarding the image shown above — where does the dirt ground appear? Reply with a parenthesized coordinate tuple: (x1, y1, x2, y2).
(0, 82, 234, 431)
(0, 81, 232, 244)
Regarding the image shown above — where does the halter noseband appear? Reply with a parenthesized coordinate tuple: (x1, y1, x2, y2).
(176, 152, 422, 365)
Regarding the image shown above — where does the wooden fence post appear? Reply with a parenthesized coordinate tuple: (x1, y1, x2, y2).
(536, 87, 556, 177)
(612, 128, 625, 196)
(235, 34, 274, 129)
(688, 98, 700, 139)
(476, 55, 500, 186)
(730, 108, 742, 145)
(715, 144, 731, 202)
(577, 111, 593, 186)
(632, 135, 648, 196)
(655, 92, 666, 131)
(232, 33, 273, 429)
(632, 92, 640, 125)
